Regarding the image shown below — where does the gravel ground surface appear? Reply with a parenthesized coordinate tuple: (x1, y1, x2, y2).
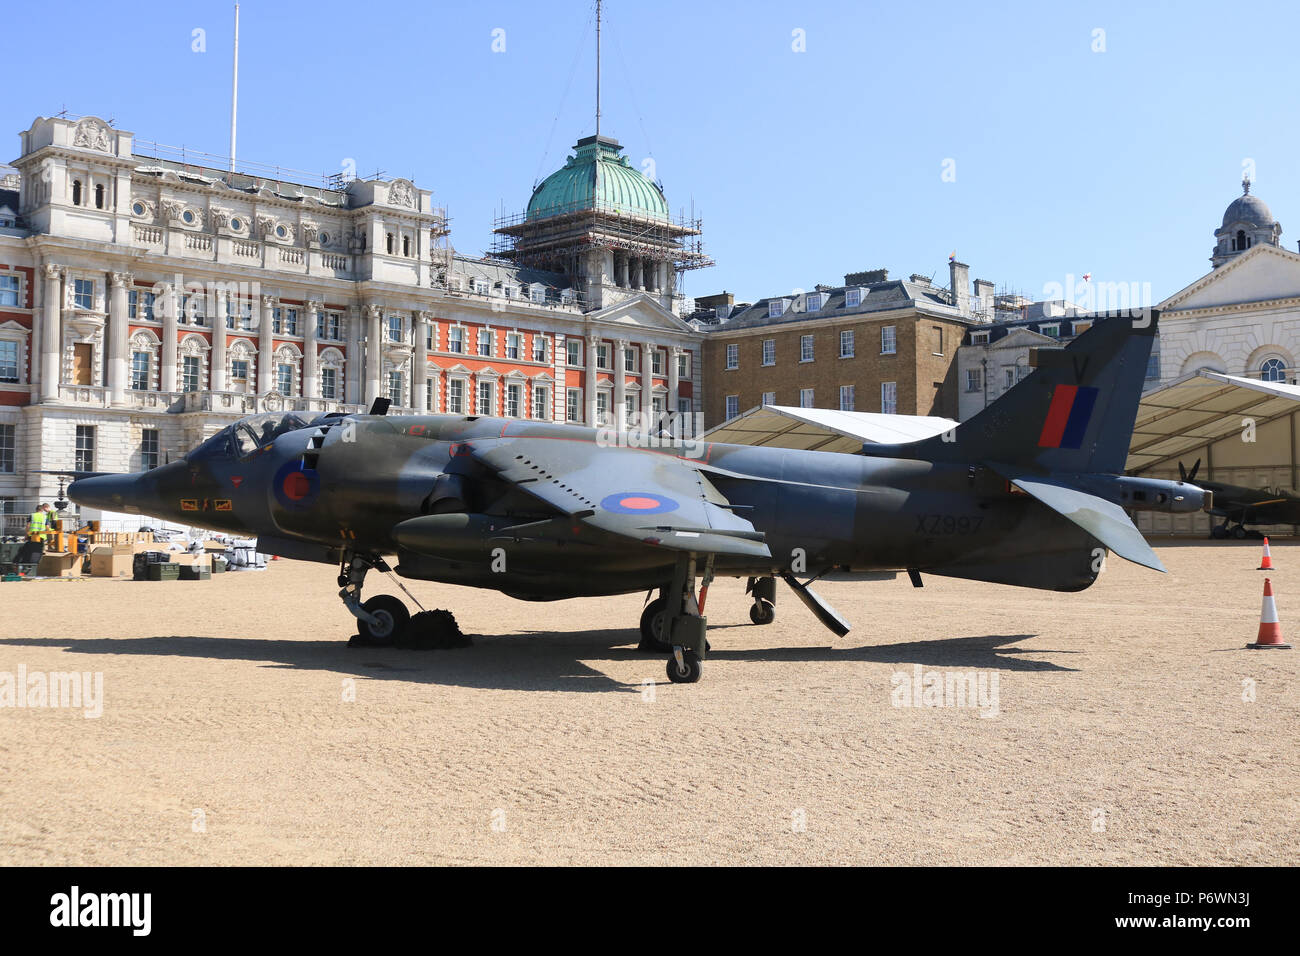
(1, 539, 1295, 865)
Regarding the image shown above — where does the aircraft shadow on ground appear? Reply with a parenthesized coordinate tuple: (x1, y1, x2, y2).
(0, 627, 1074, 693)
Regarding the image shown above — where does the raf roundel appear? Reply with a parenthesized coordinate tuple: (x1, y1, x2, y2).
(273, 459, 321, 510)
(599, 492, 680, 515)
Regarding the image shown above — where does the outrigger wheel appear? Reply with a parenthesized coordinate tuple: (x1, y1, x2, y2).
(749, 600, 775, 625)
(667, 648, 702, 684)
(356, 594, 410, 646)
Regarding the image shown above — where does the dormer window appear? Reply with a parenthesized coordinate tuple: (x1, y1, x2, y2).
(806, 293, 823, 311)
(1041, 324, 1060, 338)
(845, 288, 862, 308)
(473, 279, 489, 295)
(971, 331, 990, 345)
(768, 299, 786, 318)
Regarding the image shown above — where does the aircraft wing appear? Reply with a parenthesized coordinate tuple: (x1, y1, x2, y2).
(468, 438, 771, 559)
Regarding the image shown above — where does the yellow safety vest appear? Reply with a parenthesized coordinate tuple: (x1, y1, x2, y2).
(28, 510, 48, 539)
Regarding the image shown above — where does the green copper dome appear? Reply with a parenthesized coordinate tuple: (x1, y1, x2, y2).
(527, 135, 669, 221)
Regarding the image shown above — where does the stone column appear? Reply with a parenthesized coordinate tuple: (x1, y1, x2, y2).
(364, 304, 382, 406)
(160, 283, 178, 392)
(640, 342, 655, 430)
(108, 271, 131, 406)
(668, 345, 682, 422)
(614, 338, 628, 432)
(210, 288, 227, 392)
(584, 333, 598, 425)
(344, 306, 361, 405)
(413, 311, 429, 413)
(303, 299, 320, 400)
(629, 259, 642, 292)
(40, 263, 62, 402)
(258, 295, 275, 394)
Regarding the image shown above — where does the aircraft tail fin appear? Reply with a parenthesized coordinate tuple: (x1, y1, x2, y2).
(863, 309, 1158, 475)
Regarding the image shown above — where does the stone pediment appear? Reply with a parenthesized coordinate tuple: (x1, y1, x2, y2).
(587, 293, 697, 335)
(1160, 244, 1300, 313)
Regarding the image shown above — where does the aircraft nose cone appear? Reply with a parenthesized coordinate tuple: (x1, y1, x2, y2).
(69, 474, 147, 514)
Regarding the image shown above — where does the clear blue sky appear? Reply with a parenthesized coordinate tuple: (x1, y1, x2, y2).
(4, 0, 1295, 306)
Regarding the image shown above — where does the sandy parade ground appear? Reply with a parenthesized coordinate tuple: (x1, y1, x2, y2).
(0, 539, 1296, 866)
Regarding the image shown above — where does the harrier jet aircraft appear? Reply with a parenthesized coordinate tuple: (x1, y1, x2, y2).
(70, 309, 1206, 683)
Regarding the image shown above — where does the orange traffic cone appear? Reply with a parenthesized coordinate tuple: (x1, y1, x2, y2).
(1248, 578, 1291, 649)
(1258, 537, 1274, 570)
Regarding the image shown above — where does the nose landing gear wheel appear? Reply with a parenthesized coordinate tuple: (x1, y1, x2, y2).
(357, 594, 410, 646)
(749, 599, 775, 625)
(638, 597, 671, 652)
(666, 649, 702, 684)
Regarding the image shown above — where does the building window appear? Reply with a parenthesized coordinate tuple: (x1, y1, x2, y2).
(277, 364, 294, 396)
(321, 367, 337, 399)
(94, 183, 105, 209)
(881, 325, 897, 355)
(326, 313, 341, 340)
(1003, 367, 1015, 389)
(0, 275, 20, 307)
(0, 341, 18, 383)
(807, 293, 823, 311)
(676, 352, 689, 378)
(839, 385, 855, 411)
(881, 381, 897, 415)
(473, 278, 489, 295)
(845, 288, 862, 308)
(933, 327, 944, 355)
(566, 388, 582, 422)
(566, 339, 583, 367)
(966, 368, 982, 392)
(726, 343, 739, 370)
(624, 393, 636, 421)
(1071, 321, 1092, 336)
(388, 315, 404, 343)
(477, 380, 494, 415)
(284, 309, 298, 336)
(448, 326, 464, 354)
(231, 360, 250, 387)
(388, 371, 404, 406)
(477, 328, 493, 357)
(141, 429, 159, 470)
(402, 235, 411, 257)
(448, 379, 466, 414)
(130, 351, 150, 390)
(725, 395, 740, 420)
(73, 278, 94, 311)
(652, 350, 664, 375)
(800, 335, 814, 363)
(0, 424, 13, 473)
(970, 331, 989, 345)
(182, 355, 201, 392)
(596, 391, 610, 425)
(1040, 324, 1059, 338)
(530, 285, 545, 304)
(425, 378, 435, 412)
(768, 299, 785, 318)
(596, 343, 610, 370)
(532, 385, 549, 419)
(840, 330, 855, 358)
(506, 382, 522, 417)
(761, 339, 775, 366)
(386, 233, 394, 254)
(761, 391, 775, 406)
(624, 347, 637, 373)
(75, 425, 95, 473)
(72, 180, 82, 206)
(1145, 348, 1161, 381)
(1260, 358, 1287, 383)
(799, 388, 814, 408)
(533, 336, 548, 363)
(506, 333, 521, 360)
(272, 308, 283, 334)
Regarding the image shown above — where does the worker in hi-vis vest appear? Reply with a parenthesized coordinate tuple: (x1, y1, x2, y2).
(27, 503, 52, 543)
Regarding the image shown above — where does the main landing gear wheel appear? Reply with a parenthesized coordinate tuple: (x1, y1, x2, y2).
(357, 594, 410, 646)
(749, 599, 775, 625)
(666, 649, 702, 684)
(1232, 525, 1247, 539)
(639, 597, 671, 653)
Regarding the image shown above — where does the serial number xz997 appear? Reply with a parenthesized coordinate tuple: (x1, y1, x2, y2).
(915, 514, 983, 534)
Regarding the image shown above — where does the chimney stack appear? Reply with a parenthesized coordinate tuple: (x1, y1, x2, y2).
(949, 259, 970, 314)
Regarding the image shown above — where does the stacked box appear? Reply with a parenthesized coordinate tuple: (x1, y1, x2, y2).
(147, 563, 181, 582)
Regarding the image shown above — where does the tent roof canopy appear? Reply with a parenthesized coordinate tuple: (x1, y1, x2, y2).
(1129, 370, 1300, 473)
(703, 405, 957, 454)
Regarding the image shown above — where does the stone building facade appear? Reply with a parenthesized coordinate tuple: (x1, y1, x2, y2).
(0, 115, 704, 526)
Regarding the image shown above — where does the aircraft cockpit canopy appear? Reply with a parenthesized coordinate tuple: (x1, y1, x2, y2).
(187, 412, 321, 461)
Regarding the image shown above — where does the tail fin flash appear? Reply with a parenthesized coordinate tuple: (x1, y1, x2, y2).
(866, 310, 1158, 474)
